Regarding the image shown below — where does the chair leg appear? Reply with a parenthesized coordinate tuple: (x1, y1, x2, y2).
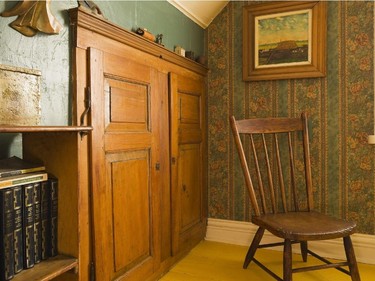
(300, 241, 308, 262)
(343, 236, 361, 281)
(243, 227, 265, 269)
(283, 239, 293, 281)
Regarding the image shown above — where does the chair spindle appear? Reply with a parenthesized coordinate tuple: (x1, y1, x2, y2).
(262, 134, 276, 214)
(288, 132, 299, 211)
(250, 134, 267, 214)
(274, 134, 288, 213)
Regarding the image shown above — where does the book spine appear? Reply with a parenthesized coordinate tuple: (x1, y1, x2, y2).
(40, 180, 50, 260)
(0, 173, 47, 189)
(23, 184, 35, 269)
(0, 167, 44, 178)
(33, 182, 42, 264)
(49, 177, 58, 257)
(13, 185, 24, 273)
(0, 188, 15, 281)
(0, 170, 22, 178)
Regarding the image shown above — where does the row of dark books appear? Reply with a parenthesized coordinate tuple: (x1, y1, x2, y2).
(0, 157, 58, 281)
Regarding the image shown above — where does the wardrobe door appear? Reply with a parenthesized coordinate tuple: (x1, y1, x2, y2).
(170, 73, 207, 255)
(89, 48, 169, 281)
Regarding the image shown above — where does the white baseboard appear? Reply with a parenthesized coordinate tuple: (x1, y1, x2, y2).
(205, 218, 375, 265)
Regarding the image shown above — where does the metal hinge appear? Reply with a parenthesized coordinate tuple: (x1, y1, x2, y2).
(90, 262, 96, 281)
(80, 86, 91, 126)
(80, 87, 91, 138)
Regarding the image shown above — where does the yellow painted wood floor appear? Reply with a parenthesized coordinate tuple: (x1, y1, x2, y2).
(159, 241, 375, 281)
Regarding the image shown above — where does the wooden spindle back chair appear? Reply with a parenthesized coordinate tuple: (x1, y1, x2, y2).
(230, 113, 360, 281)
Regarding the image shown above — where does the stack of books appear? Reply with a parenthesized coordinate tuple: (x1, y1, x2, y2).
(0, 156, 58, 281)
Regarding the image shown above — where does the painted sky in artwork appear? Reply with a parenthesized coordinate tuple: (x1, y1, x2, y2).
(257, 10, 310, 45)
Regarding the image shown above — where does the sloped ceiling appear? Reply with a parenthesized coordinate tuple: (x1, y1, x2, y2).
(167, 0, 229, 28)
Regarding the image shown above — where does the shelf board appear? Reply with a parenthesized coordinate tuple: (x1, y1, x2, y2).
(0, 125, 92, 133)
(13, 255, 78, 281)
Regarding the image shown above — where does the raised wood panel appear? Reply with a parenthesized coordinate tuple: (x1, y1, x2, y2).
(104, 77, 150, 132)
(109, 83, 147, 124)
(178, 144, 202, 232)
(107, 151, 151, 272)
(179, 93, 200, 124)
(177, 76, 204, 145)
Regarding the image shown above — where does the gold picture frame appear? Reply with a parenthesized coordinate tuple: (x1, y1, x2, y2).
(243, 1, 327, 81)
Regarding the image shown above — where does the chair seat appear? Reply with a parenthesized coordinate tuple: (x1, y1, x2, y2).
(252, 211, 356, 241)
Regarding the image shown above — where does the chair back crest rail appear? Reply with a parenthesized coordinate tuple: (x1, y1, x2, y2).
(230, 113, 314, 217)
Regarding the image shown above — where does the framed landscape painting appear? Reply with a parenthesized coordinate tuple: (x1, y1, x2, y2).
(243, 1, 327, 81)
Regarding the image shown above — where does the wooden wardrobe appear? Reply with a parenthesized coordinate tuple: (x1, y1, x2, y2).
(69, 8, 207, 281)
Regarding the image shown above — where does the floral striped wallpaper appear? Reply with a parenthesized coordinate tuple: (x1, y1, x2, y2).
(207, 1, 375, 234)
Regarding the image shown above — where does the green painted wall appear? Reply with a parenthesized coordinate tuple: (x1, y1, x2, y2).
(98, 1, 204, 55)
(0, 0, 204, 125)
(0, 0, 204, 157)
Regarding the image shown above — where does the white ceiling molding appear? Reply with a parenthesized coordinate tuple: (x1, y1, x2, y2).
(167, 0, 229, 29)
